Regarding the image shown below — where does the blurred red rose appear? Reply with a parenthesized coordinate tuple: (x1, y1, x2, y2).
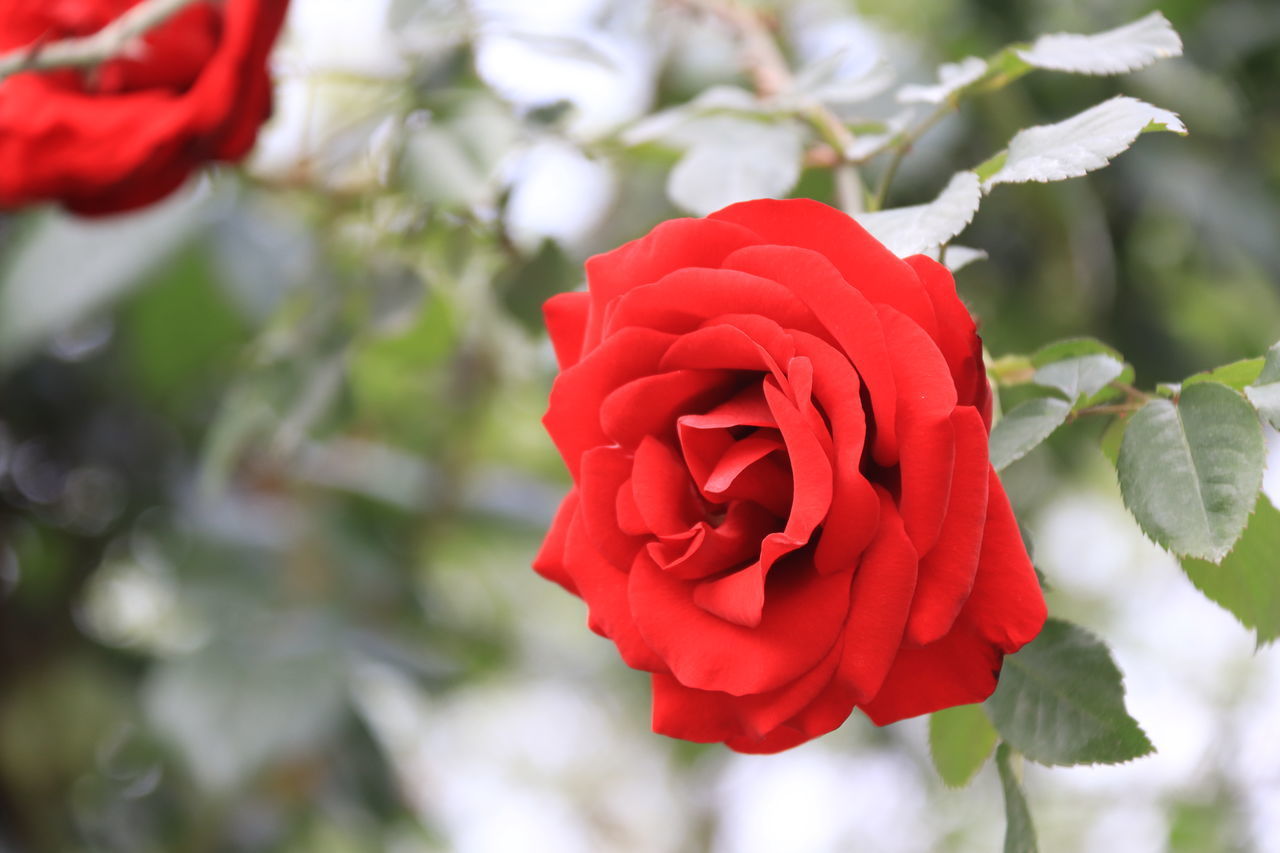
(536, 198, 1046, 753)
(0, 0, 289, 214)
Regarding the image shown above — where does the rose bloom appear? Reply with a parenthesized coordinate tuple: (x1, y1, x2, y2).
(536, 198, 1046, 753)
(0, 0, 289, 214)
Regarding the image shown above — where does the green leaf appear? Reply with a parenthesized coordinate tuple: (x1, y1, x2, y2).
(1244, 341, 1280, 430)
(996, 744, 1039, 853)
(981, 96, 1186, 190)
(854, 171, 981, 257)
(495, 239, 579, 334)
(1015, 12, 1182, 76)
(1183, 357, 1264, 391)
(1099, 414, 1127, 466)
(666, 118, 805, 216)
(143, 617, 345, 792)
(1031, 337, 1133, 405)
(0, 187, 214, 364)
(1030, 336, 1124, 366)
(1117, 382, 1264, 561)
(986, 618, 1154, 766)
(897, 56, 989, 104)
(1181, 494, 1280, 647)
(989, 397, 1071, 470)
(1034, 354, 1124, 406)
(929, 703, 998, 787)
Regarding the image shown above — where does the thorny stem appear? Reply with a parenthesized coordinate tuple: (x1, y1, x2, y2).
(869, 100, 956, 210)
(668, 0, 867, 212)
(1069, 381, 1152, 421)
(0, 0, 204, 82)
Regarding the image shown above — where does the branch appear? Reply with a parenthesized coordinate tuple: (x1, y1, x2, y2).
(667, 0, 867, 211)
(0, 0, 205, 82)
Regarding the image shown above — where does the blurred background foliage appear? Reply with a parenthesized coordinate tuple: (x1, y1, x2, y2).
(0, 0, 1277, 850)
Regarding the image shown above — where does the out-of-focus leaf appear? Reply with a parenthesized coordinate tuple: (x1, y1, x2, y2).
(0, 184, 216, 364)
(995, 744, 1039, 853)
(897, 56, 987, 104)
(666, 119, 806, 216)
(787, 53, 895, 105)
(855, 171, 981, 256)
(989, 397, 1071, 470)
(1033, 354, 1124, 405)
(986, 619, 1154, 766)
(121, 250, 247, 405)
(621, 86, 764, 147)
(1181, 357, 1264, 391)
(1244, 341, 1280, 429)
(929, 703, 998, 787)
(1117, 382, 1263, 561)
(496, 239, 579, 334)
(1181, 494, 1280, 647)
(843, 110, 914, 161)
(143, 615, 345, 792)
(1016, 12, 1183, 76)
(401, 95, 519, 208)
(979, 96, 1186, 189)
(931, 244, 987, 271)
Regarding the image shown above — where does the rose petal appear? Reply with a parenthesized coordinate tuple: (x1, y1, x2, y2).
(878, 306, 958, 554)
(631, 436, 704, 537)
(906, 254, 992, 427)
(629, 550, 851, 695)
(660, 323, 780, 374)
(709, 197, 940, 338)
(605, 267, 823, 342)
(692, 561, 768, 627)
(580, 447, 645, 570)
(543, 291, 590, 369)
(791, 331, 881, 573)
(904, 405, 990, 647)
(583, 217, 759, 350)
(544, 327, 677, 478)
(533, 490, 581, 594)
(860, 471, 1045, 725)
(859, 613, 1003, 726)
(704, 433, 783, 494)
(834, 488, 919, 704)
(651, 632, 843, 744)
(601, 369, 733, 448)
(964, 469, 1048, 651)
(763, 378, 833, 548)
(648, 500, 775, 580)
(719, 245, 900, 465)
(561, 511, 667, 673)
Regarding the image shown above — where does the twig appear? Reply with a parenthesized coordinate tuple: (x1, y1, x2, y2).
(868, 100, 955, 210)
(668, 0, 867, 211)
(0, 0, 204, 82)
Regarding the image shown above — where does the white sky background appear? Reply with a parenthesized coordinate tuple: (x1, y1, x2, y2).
(241, 2, 1280, 850)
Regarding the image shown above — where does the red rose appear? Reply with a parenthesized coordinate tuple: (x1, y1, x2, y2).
(535, 198, 1047, 754)
(0, 0, 289, 214)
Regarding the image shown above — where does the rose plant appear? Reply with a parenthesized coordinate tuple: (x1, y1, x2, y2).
(0, 0, 289, 214)
(535, 198, 1047, 753)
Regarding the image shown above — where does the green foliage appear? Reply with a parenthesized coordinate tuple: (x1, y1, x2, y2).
(995, 744, 1039, 853)
(928, 703, 998, 787)
(1033, 354, 1124, 405)
(1244, 341, 1280, 429)
(1181, 357, 1264, 391)
(986, 619, 1153, 766)
(989, 397, 1071, 470)
(1117, 382, 1264, 561)
(1181, 495, 1280, 647)
(121, 249, 248, 406)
